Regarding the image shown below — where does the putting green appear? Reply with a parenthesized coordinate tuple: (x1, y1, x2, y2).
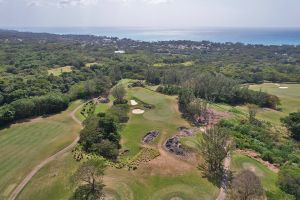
(231, 153, 294, 199)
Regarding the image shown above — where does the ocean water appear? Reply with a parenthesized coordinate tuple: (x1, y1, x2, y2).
(6, 27, 300, 45)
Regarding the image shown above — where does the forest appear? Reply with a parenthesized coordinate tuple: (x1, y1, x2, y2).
(1, 29, 299, 126)
(1, 29, 300, 200)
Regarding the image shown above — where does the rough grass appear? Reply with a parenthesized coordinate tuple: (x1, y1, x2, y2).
(0, 101, 82, 199)
(231, 152, 294, 200)
(74, 96, 114, 122)
(47, 66, 73, 76)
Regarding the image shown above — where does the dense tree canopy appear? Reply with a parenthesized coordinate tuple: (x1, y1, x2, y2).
(281, 111, 300, 141)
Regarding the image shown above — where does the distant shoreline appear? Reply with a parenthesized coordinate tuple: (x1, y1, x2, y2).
(1, 27, 300, 45)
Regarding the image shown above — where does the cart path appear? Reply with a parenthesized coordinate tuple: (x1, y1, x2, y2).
(8, 103, 83, 200)
(216, 153, 231, 200)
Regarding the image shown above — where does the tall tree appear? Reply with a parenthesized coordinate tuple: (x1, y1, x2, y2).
(231, 170, 264, 200)
(71, 159, 106, 200)
(247, 104, 259, 124)
(111, 85, 126, 103)
(198, 126, 230, 180)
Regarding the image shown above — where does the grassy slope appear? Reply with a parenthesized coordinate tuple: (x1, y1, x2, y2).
(17, 152, 80, 200)
(19, 84, 218, 200)
(0, 101, 82, 199)
(231, 153, 294, 199)
(104, 168, 217, 200)
(250, 83, 300, 124)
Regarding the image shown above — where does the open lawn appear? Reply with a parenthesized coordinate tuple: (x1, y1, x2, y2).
(208, 83, 300, 125)
(47, 66, 73, 76)
(103, 167, 217, 200)
(231, 152, 294, 200)
(17, 152, 80, 200)
(249, 83, 300, 124)
(0, 101, 82, 200)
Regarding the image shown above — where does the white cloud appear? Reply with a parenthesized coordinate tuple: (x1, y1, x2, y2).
(26, 0, 174, 7)
(144, 0, 173, 4)
(26, 0, 100, 7)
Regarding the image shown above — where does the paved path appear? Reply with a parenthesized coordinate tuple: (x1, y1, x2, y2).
(8, 104, 83, 200)
(216, 153, 231, 200)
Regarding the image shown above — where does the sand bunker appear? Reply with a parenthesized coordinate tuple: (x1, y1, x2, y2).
(279, 87, 288, 89)
(132, 109, 145, 114)
(130, 100, 138, 106)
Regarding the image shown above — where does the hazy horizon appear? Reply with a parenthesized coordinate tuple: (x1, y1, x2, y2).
(0, 0, 300, 28)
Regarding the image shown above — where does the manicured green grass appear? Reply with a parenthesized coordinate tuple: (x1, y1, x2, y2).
(181, 133, 203, 150)
(47, 66, 73, 76)
(104, 168, 218, 200)
(122, 87, 189, 157)
(249, 83, 300, 124)
(16, 83, 219, 200)
(0, 101, 82, 199)
(231, 153, 294, 200)
(17, 152, 80, 200)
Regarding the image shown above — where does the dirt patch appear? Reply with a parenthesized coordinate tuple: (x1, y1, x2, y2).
(177, 127, 193, 137)
(196, 109, 231, 128)
(164, 127, 195, 156)
(132, 109, 145, 114)
(142, 130, 159, 144)
(165, 137, 186, 156)
(235, 149, 279, 173)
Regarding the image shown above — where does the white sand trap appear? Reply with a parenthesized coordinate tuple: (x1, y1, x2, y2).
(279, 87, 288, 89)
(275, 83, 280, 86)
(132, 109, 145, 114)
(130, 100, 138, 106)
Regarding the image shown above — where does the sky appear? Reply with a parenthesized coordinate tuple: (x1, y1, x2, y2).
(0, 0, 300, 28)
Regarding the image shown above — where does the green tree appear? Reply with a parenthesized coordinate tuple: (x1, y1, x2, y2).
(281, 111, 300, 141)
(111, 85, 126, 103)
(71, 159, 106, 200)
(278, 165, 300, 199)
(247, 104, 259, 124)
(198, 126, 230, 180)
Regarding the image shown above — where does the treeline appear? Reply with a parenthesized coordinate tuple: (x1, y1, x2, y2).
(0, 76, 112, 126)
(154, 72, 280, 109)
(0, 93, 68, 125)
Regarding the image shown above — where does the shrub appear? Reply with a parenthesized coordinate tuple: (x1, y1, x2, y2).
(278, 165, 300, 199)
